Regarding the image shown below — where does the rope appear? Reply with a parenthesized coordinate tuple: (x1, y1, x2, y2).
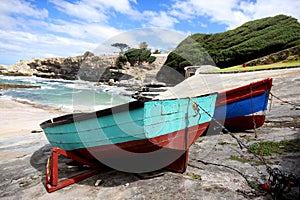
(250, 85, 258, 138)
(188, 97, 299, 198)
(188, 97, 270, 168)
(188, 161, 263, 192)
(269, 91, 273, 112)
(270, 92, 300, 107)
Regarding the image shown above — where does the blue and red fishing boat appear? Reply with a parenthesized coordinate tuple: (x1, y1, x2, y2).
(213, 78, 273, 131)
(155, 76, 273, 132)
(40, 93, 217, 192)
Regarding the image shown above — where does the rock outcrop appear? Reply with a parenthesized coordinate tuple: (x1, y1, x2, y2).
(0, 54, 168, 86)
(0, 61, 35, 76)
(0, 55, 117, 81)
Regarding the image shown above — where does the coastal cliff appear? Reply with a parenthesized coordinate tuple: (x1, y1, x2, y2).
(0, 54, 167, 84)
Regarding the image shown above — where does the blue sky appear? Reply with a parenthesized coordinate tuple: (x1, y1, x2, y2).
(1, 0, 300, 65)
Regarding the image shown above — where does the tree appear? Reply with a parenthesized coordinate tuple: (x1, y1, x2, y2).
(111, 43, 129, 54)
(153, 49, 161, 54)
(139, 41, 148, 50)
(83, 51, 94, 59)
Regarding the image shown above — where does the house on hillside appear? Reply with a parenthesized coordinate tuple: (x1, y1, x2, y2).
(184, 65, 219, 78)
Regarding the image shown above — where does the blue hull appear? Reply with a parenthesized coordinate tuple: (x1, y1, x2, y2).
(212, 78, 272, 131)
(214, 90, 269, 120)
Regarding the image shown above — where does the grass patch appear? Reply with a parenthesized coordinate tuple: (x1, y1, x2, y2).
(229, 155, 249, 163)
(218, 141, 230, 145)
(230, 155, 271, 166)
(248, 181, 260, 191)
(248, 139, 300, 156)
(230, 155, 272, 166)
(211, 60, 300, 73)
(186, 172, 202, 180)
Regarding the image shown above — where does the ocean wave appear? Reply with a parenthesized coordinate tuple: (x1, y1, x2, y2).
(65, 82, 98, 90)
(40, 85, 55, 90)
(1, 75, 133, 112)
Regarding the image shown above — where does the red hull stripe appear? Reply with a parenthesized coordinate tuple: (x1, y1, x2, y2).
(216, 78, 272, 107)
(210, 115, 266, 132)
(71, 122, 210, 160)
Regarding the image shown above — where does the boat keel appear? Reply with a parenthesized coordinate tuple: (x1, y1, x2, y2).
(165, 150, 189, 173)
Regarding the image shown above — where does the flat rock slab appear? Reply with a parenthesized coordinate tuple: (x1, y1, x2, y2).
(0, 68, 299, 199)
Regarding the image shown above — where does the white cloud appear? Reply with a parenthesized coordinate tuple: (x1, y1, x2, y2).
(171, 0, 300, 30)
(142, 11, 179, 29)
(46, 19, 122, 41)
(49, 0, 137, 23)
(2, 0, 300, 65)
(94, 28, 186, 55)
(0, 0, 128, 64)
(90, 0, 136, 13)
(0, 0, 48, 30)
(0, 0, 48, 19)
(0, 29, 96, 60)
(240, 0, 300, 21)
(49, 0, 108, 23)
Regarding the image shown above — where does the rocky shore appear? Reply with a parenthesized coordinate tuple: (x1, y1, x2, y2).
(0, 68, 299, 199)
(0, 54, 168, 88)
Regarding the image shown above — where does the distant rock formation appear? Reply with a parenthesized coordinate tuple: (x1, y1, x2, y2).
(0, 54, 168, 85)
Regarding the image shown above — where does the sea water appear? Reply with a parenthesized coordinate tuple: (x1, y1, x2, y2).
(0, 75, 133, 112)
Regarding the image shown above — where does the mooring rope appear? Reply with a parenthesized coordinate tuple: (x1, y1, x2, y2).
(270, 92, 300, 108)
(188, 97, 300, 198)
(188, 160, 267, 195)
(188, 97, 270, 167)
(250, 85, 258, 138)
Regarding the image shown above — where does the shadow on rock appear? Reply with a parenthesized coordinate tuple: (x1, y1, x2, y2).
(30, 145, 164, 189)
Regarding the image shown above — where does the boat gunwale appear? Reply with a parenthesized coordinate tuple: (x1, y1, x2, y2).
(216, 78, 273, 106)
(40, 92, 217, 129)
(40, 100, 145, 129)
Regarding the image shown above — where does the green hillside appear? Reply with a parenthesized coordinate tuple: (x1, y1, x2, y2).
(164, 14, 300, 73)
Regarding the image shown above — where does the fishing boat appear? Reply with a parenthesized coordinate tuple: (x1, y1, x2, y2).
(213, 78, 273, 131)
(40, 93, 217, 192)
(155, 75, 273, 132)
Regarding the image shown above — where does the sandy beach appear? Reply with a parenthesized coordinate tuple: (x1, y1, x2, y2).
(0, 67, 299, 199)
(0, 98, 65, 137)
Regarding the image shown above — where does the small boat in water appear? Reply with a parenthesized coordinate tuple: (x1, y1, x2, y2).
(40, 92, 217, 192)
(213, 78, 273, 131)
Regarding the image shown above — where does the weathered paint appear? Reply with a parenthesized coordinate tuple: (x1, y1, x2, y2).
(144, 94, 216, 139)
(42, 93, 217, 151)
(214, 90, 269, 120)
(213, 78, 273, 131)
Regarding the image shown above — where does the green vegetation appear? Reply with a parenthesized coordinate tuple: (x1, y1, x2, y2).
(248, 181, 260, 191)
(186, 172, 202, 180)
(83, 51, 94, 59)
(248, 139, 300, 156)
(230, 155, 266, 166)
(229, 139, 300, 166)
(229, 155, 249, 163)
(139, 41, 148, 50)
(164, 15, 300, 73)
(111, 43, 129, 54)
(116, 48, 156, 67)
(218, 141, 230, 145)
(204, 60, 300, 73)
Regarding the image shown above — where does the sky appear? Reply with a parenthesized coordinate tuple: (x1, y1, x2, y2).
(1, 0, 300, 65)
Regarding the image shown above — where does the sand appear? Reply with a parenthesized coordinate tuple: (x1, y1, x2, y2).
(0, 67, 299, 199)
(0, 98, 65, 137)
